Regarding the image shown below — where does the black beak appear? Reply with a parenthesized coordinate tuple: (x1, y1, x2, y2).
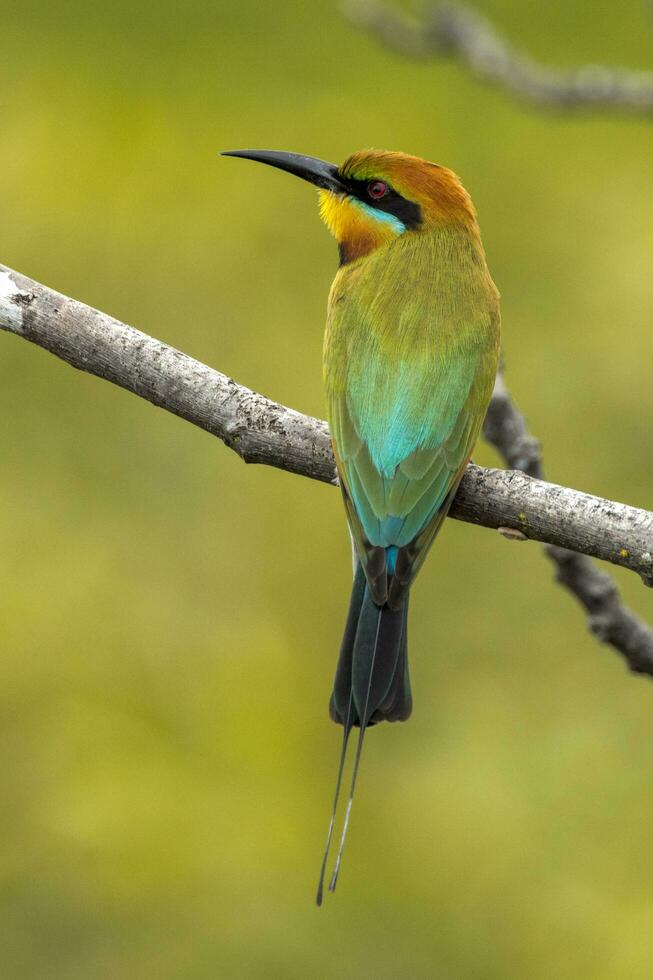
(221, 149, 346, 194)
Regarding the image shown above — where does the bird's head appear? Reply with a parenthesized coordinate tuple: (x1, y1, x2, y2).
(222, 148, 478, 264)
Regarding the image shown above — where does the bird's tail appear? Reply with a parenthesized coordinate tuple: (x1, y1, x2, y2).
(316, 562, 411, 905)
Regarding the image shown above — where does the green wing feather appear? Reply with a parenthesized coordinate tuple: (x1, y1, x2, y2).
(325, 228, 500, 606)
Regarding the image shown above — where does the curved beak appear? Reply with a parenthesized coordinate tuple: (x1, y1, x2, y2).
(221, 149, 345, 194)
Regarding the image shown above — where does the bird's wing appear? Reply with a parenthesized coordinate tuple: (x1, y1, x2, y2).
(325, 261, 499, 605)
(330, 371, 488, 607)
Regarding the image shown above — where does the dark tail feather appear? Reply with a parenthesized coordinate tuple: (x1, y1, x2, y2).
(317, 563, 412, 903)
(373, 599, 412, 723)
(330, 564, 412, 728)
(329, 564, 366, 726)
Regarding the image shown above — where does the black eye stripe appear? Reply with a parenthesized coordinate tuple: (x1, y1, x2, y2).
(339, 175, 421, 230)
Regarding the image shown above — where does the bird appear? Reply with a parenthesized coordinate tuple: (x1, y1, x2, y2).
(222, 148, 500, 903)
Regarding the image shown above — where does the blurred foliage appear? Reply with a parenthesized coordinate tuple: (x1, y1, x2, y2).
(1, 1, 653, 977)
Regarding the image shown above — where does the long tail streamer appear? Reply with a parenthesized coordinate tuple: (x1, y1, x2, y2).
(315, 693, 353, 906)
(317, 606, 382, 902)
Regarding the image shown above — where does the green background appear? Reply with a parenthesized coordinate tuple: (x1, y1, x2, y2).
(2, 1, 652, 976)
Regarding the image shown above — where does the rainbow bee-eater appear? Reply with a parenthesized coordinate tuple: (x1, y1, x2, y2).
(223, 148, 500, 902)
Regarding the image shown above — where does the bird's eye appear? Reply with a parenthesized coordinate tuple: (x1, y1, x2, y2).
(367, 180, 388, 200)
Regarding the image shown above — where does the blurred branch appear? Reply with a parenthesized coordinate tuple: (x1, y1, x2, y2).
(1, 262, 652, 674)
(484, 374, 653, 675)
(345, 0, 653, 113)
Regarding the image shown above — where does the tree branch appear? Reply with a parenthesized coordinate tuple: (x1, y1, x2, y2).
(0, 266, 335, 485)
(1, 262, 652, 674)
(484, 373, 653, 675)
(345, 0, 653, 113)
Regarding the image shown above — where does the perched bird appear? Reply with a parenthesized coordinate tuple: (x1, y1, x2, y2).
(223, 148, 500, 903)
